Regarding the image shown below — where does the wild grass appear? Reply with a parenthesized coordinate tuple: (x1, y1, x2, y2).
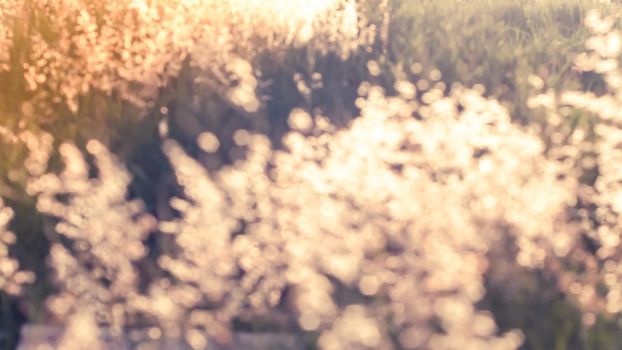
(3, 1, 622, 349)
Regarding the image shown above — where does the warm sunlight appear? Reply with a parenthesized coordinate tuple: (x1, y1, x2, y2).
(3, 1, 622, 349)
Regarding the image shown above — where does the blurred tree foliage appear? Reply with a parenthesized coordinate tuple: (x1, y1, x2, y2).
(2, 0, 622, 348)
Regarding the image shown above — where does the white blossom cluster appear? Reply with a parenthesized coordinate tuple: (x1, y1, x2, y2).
(0, 198, 34, 295)
(528, 10, 622, 323)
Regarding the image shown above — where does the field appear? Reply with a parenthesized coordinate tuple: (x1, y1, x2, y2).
(3, 0, 622, 349)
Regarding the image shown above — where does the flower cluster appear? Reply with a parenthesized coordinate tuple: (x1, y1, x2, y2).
(528, 9, 622, 323)
(0, 0, 18, 71)
(3, 0, 367, 119)
(25, 137, 156, 329)
(99, 78, 571, 348)
(0, 198, 34, 295)
(15, 79, 565, 348)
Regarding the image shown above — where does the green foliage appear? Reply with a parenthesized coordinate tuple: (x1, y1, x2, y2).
(386, 0, 620, 121)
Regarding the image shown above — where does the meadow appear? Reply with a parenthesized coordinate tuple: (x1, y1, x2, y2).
(3, 0, 622, 349)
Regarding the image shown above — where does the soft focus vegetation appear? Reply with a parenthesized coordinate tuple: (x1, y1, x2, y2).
(5, 0, 622, 349)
